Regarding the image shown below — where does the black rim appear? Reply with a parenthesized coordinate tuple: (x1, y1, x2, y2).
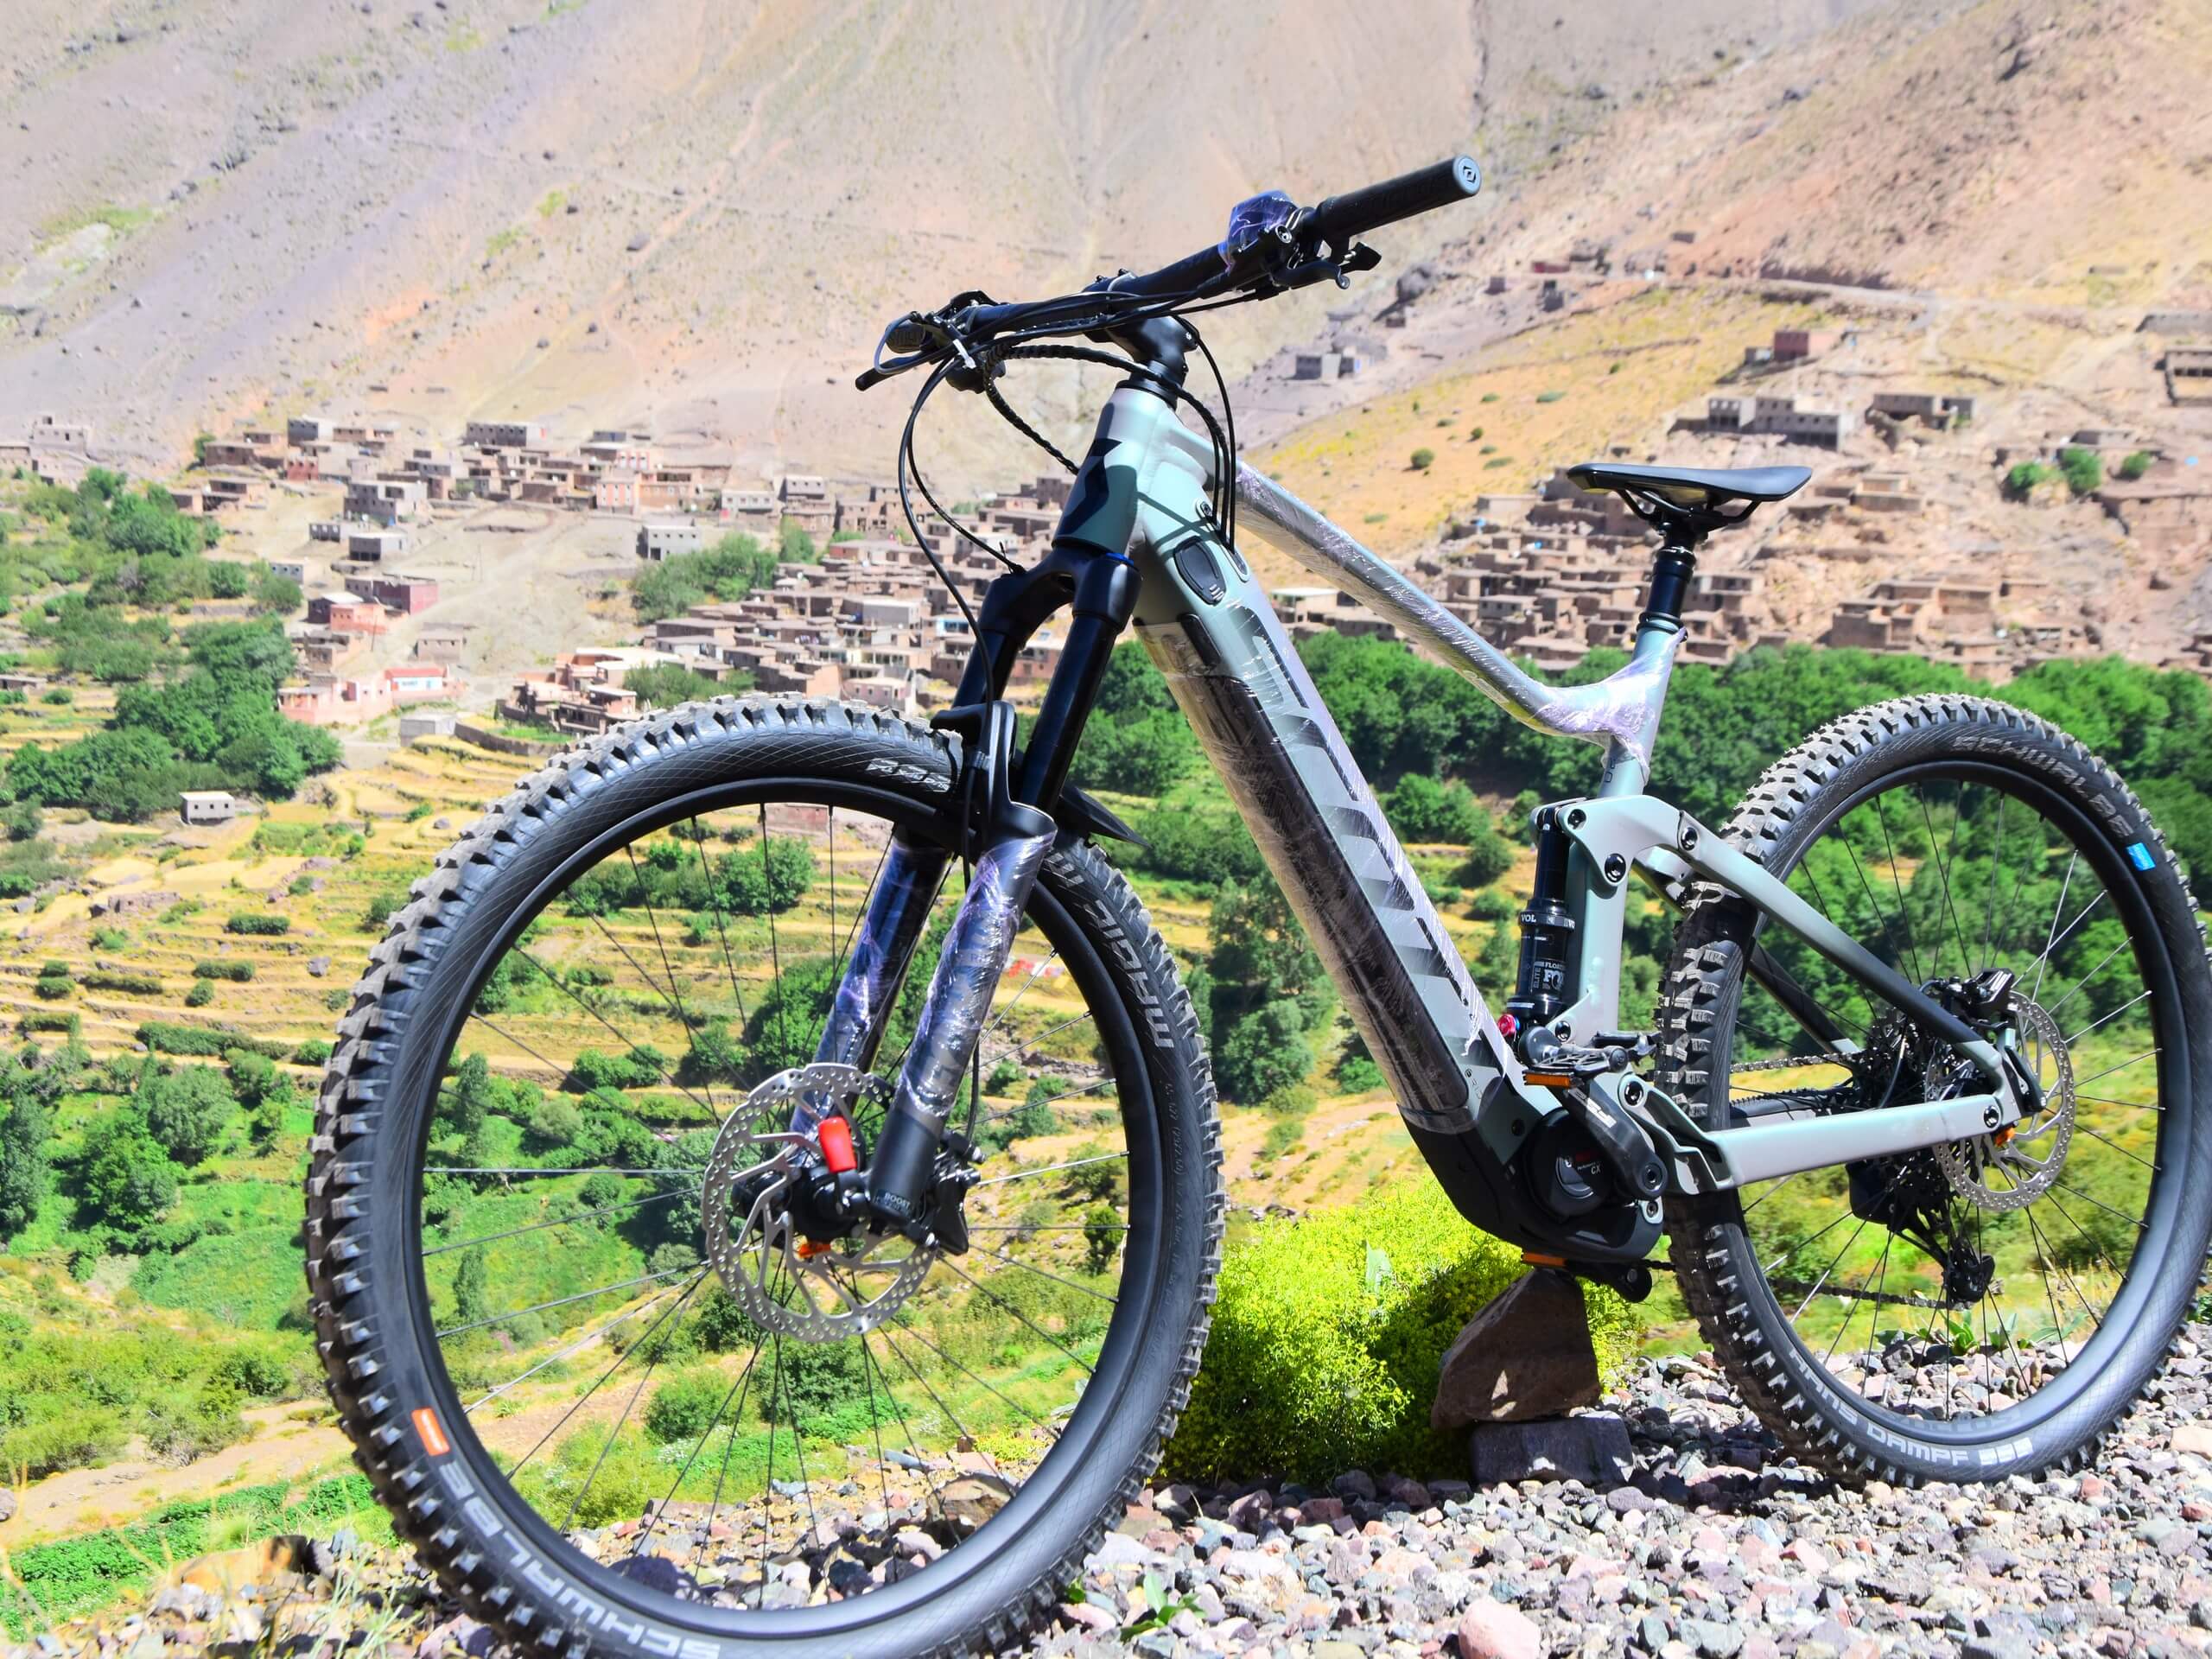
(391, 779, 1168, 1633)
(1711, 756, 2184, 1441)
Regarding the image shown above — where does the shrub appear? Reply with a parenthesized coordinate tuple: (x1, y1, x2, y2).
(292, 1039, 333, 1067)
(137, 1020, 288, 1060)
(1163, 1180, 1637, 1483)
(2058, 446, 2103, 496)
(2119, 449, 2155, 480)
(81, 969, 161, 995)
(41, 688, 73, 706)
(644, 1368, 731, 1444)
(225, 912, 289, 936)
(183, 979, 213, 1007)
(2005, 460, 2053, 496)
(1408, 448, 1435, 472)
(33, 973, 72, 1001)
(193, 959, 255, 982)
(92, 927, 130, 950)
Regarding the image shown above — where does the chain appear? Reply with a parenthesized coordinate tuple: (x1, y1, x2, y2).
(1728, 1053, 1849, 1075)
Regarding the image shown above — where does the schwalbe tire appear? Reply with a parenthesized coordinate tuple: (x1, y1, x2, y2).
(303, 696, 1224, 1658)
(1656, 693, 2212, 1486)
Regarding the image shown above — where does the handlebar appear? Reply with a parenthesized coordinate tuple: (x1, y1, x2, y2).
(862, 155, 1481, 387)
(1304, 156, 1482, 250)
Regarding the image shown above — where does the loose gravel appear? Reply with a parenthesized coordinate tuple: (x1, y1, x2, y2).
(21, 1328, 2212, 1657)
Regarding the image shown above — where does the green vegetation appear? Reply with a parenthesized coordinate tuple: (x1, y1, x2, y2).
(8, 601, 339, 820)
(625, 660, 743, 709)
(0, 1472, 381, 1634)
(225, 912, 290, 936)
(632, 531, 810, 624)
(1165, 1181, 1635, 1482)
(1408, 447, 1435, 471)
(2005, 461, 2053, 496)
(2058, 445, 2104, 495)
(2119, 449, 2156, 480)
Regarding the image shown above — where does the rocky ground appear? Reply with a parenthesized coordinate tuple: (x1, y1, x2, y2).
(22, 1328, 2212, 1658)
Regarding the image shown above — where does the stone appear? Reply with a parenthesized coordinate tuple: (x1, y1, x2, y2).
(308, 956, 332, 977)
(2174, 1424, 2212, 1459)
(1433, 1268, 1602, 1428)
(0, 1486, 15, 1523)
(931, 1474, 1014, 1531)
(1092, 1532, 1149, 1567)
(177, 1535, 312, 1599)
(1457, 1596, 1543, 1659)
(1469, 1414, 1634, 1487)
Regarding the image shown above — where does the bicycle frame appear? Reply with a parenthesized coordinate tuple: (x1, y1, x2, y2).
(830, 384, 2025, 1266)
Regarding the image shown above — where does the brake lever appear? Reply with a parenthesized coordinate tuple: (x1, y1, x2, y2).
(1273, 238, 1381, 293)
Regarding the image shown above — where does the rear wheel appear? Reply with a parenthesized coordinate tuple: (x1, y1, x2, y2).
(305, 698, 1223, 1657)
(1658, 695, 2212, 1484)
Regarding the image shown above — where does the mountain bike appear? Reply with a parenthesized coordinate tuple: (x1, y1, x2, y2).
(307, 156, 2212, 1658)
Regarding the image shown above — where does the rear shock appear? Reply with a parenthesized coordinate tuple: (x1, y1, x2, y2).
(1505, 804, 1577, 1046)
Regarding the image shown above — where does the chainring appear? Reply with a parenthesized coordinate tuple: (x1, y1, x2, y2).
(698, 1062, 934, 1343)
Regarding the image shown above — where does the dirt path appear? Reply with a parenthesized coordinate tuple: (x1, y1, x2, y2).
(7, 1405, 355, 1546)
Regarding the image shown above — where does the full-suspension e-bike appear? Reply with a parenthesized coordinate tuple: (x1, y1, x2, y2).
(308, 157, 2211, 1658)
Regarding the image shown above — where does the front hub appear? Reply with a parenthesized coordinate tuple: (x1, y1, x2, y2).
(699, 1063, 936, 1341)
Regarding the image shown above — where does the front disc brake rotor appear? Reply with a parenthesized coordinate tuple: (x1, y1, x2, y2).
(1932, 998, 2075, 1211)
(699, 1062, 935, 1342)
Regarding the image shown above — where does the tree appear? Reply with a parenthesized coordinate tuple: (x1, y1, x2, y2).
(625, 661, 725, 710)
(1213, 1001, 1313, 1104)
(78, 1116, 180, 1237)
(440, 1053, 499, 1166)
(139, 1064, 238, 1166)
(1083, 1202, 1122, 1275)
(0, 1092, 54, 1242)
(453, 1246, 491, 1328)
(1382, 772, 1484, 843)
(777, 520, 819, 564)
(713, 836, 815, 914)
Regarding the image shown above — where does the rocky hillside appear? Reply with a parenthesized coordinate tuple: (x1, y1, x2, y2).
(0, 0, 1891, 478)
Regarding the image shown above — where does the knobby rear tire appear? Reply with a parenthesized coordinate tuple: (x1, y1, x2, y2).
(303, 696, 1224, 1658)
(1656, 694, 2212, 1487)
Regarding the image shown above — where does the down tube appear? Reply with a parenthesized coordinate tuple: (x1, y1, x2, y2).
(1128, 547, 1522, 1173)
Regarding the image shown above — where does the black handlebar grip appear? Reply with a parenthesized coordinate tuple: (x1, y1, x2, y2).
(1306, 156, 1481, 247)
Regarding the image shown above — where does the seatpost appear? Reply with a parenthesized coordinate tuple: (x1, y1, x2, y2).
(1595, 525, 1703, 799)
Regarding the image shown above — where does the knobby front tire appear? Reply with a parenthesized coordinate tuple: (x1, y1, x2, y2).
(303, 697, 1224, 1658)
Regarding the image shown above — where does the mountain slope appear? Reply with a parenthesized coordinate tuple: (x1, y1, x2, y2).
(0, 0, 1890, 476)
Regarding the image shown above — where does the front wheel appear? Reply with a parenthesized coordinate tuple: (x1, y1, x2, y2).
(304, 697, 1223, 1658)
(1658, 695, 2212, 1485)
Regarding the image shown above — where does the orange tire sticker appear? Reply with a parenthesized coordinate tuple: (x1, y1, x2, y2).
(413, 1406, 452, 1458)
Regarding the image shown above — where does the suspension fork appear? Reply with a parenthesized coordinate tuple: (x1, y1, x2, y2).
(810, 507, 1141, 1225)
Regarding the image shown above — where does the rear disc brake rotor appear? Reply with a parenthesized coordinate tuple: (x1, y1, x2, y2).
(699, 1062, 934, 1342)
(1932, 998, 2075, 1211)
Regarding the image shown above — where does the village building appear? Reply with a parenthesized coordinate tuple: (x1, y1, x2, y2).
(179, 791, 238, 825)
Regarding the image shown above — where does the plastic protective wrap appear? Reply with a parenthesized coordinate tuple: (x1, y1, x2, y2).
(1235, 463, 1675, 770)
(886, 830, 1055, 1131)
